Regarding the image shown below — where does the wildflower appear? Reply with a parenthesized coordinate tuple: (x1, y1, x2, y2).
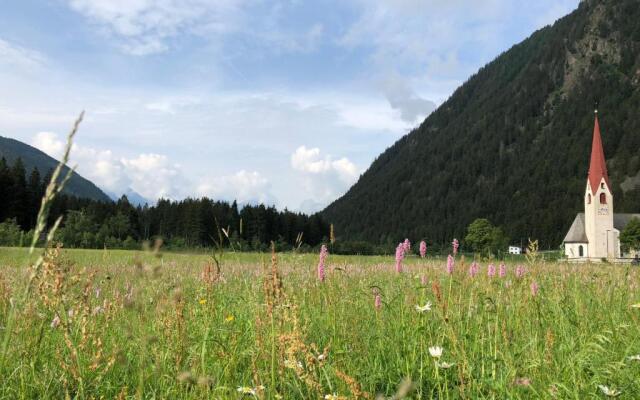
(515, 265, 526, 278)
(487, 263, 496, 278)
(317, 353, 327, 361)
(437, 361, 455, 369)
(92, 306, 104, 315)
(50, 314, 61, 329)
(199, 298, 207, 305)
(428, 346, 443, 358)
(403, 238, 411, 253)
(627, 354, 640, 361)
(284, 359, 303, 369)
(95, 287, 101, 298)
(318, 244, 328, 282)
(237, 386, 257, 396)
(530, 281, 539, 296)
(421, 275, 427, 286)
(468, 262, 479, 278)
(177, 371, 196, 385)
(452, 239, 459, 255)
(419, 241, 427, 258)
(225, 314, 235, 323)
(395, 243, 405, 273)
(499, 262, 507, 278)
(446, 254, 454, 275)
(630, 303, 640, 309)
(415, 302, 432, 313)
(514, 377, 531, 386)
(374, 293, 382, 311)
(325, 394, 340, 400)
(598, 385, 621, 397)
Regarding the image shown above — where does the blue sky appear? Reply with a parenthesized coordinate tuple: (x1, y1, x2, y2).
(0, 0, 579, 211)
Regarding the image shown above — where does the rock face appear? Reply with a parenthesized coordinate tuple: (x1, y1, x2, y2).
(323, 0, 640, 248)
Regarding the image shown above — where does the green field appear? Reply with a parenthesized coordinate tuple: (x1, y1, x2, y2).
(1, 246, 640, 399)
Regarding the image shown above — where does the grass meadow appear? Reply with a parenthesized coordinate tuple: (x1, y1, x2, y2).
(1, 246, 640, 399)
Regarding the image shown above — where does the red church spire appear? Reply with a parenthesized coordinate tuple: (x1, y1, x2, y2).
(588, 110, 611, 194)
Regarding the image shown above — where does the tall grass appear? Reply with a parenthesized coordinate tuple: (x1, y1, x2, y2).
(0, 245, 639, 398)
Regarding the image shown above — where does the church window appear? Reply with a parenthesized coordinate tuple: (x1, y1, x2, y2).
(579, 245, 584, 257)
(587, 194, 591, 204)
(600, 193, 607, 204)
(601, 182, 605, 189)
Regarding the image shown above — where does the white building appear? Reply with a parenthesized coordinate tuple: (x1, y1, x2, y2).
(508, 246, 522, 255)
(563, 111, 640, 261)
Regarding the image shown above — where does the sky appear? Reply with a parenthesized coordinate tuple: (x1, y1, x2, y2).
(0, 0, 579, 212)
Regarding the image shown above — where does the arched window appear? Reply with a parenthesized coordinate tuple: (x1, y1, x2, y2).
(601, 182, 605, 189)
(587, 194, 591, 204)
(600, 193, 607, 204)
(579, 245, 584, 257)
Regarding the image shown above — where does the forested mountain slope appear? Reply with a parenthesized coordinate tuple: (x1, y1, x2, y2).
(0, 136, 111, 202)
(323, 0, 640, 248)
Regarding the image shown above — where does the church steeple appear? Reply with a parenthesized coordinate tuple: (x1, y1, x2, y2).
(587, 110, 610, 194)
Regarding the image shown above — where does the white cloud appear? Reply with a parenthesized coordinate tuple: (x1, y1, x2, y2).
(196, 170, 275, 205)
(67, 0, 247, 55)
(0, 38, 46, 70)
(31, 132, 187, 200)
(291, 146, 360, 212)
(381, 75, 436, 124)
(30, 130, 278, 205)
(66, 0, 326, 56)
(121, 154, 186, 200)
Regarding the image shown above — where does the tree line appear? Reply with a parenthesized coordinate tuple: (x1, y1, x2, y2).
(0, 157, 330, 251)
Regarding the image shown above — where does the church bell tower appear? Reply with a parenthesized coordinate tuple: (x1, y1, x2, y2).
(584, 110, 617, 259)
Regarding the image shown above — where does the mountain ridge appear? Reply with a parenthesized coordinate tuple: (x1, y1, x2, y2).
(323, 0, 640, 248)
(0, 135, 112, 203)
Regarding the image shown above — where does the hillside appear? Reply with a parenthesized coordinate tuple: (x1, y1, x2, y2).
(0, 136, 112, 203)
(323, 0, 640, 249)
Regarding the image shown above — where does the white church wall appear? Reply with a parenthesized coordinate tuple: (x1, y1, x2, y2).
(565, 243, 588, 259)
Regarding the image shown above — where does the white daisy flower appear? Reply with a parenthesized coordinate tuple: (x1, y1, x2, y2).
(428, 346, 443, 358)
(324, 394, 340, 400)
(627, 354, 640, 361)
(630, 303, 640, 309)
(284, 359, 302, 369)
(437, 361, 455, 369)
(237, 386, 256, 396)
(598, 385, 621, 397)
(415, 302, 432, 313)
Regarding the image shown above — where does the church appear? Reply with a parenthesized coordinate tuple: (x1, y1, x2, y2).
(563, 111, 640, 261)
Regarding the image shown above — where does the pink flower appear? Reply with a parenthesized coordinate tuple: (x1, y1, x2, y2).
(395, 243, 405, 273)
(446, 254, 455, 275)
(487, 263, 496, 278)
(403, 239, 411, 254)
(530, 281, 539, 296)
(499, 262, 506, 278)
(515, 265, 526, 278)
(50, 314, 61, 329)
(317, 245, 328, 282)
(374, 293, 382, 310)
(452, 239, 459, 255)
(469, 262, 479, 278)
(419, 241, 427, 258)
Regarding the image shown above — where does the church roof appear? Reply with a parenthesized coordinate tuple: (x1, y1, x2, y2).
(587, 113, 611, 194)
(563, 213, 640, 243)
(563, 213, 587, 243)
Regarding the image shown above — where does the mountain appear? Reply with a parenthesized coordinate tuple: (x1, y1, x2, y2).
(323, 0, 640, 249)
(108, 188, 151, 207)
(0, 136, 112, 203)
